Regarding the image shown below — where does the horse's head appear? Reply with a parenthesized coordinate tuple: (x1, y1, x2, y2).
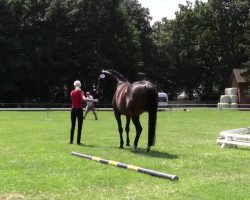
(96, 69, 129, 100)
(96, 70, 116, 99)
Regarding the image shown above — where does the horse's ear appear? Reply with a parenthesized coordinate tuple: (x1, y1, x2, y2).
(101, 69, 108, 74)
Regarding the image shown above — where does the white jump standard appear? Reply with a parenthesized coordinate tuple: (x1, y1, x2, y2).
(71, 152, 178, 180)
(217, 127, 250, 148)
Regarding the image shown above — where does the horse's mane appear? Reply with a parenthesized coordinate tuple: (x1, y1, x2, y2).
(102, 69, 128, 82)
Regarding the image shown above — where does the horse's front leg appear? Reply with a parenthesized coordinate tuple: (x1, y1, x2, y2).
(125, 116, 131, 146)
(131, 116, 142, 152)
(114, 111, 124, 148)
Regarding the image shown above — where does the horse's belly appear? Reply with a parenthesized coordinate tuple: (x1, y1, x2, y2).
(117, 105, 129, 115)
(116, 102, 138, 116)
(126, 101, 146, 116)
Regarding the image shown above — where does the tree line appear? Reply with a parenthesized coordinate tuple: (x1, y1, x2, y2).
(0, 0, 249, 103)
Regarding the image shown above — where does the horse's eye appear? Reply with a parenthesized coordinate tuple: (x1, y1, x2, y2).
(100, 74, 105, 79)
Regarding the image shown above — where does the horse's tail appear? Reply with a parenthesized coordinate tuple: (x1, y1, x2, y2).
(145, 85, 158, 147)
(148, 108, 157, 146)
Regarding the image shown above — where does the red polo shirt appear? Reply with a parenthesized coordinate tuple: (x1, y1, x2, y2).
(71, 89, 84, 108)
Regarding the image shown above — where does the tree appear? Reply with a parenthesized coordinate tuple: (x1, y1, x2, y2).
(151, 0, 249, 100)
(151, 19, 176, 97)
(0, 0, 30, 102)
(241, 11, 250, 94)
(209, 0, 249, 89)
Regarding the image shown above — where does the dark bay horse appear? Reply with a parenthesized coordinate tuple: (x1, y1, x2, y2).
(97, 69, 158, 152)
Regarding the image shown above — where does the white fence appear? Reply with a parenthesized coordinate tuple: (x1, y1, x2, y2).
(1, 103, 250, 111)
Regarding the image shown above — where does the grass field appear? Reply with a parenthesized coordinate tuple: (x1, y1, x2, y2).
(0, 109, 249, 200)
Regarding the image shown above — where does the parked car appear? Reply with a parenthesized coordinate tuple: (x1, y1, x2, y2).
(158, 92, 169, 107)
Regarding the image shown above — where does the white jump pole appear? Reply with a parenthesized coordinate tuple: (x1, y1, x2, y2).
(71, 152, 178, 181)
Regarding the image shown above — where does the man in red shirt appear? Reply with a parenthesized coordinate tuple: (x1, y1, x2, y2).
(70, 80, 98, 145)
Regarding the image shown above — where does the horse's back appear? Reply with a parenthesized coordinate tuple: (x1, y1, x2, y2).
(126, 81, 158, 115)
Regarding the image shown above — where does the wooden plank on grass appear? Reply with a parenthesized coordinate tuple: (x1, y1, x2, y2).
(219, 133, 250, 139)
(217, 139, 250, 147)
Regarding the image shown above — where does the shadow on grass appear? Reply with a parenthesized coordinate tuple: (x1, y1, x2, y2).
(75, 143, 178, 159)
(134, 148, 179, 159)
(225, 147, 250, 151)
(76, 143, 98, 148)
(116, 147, 179, 159)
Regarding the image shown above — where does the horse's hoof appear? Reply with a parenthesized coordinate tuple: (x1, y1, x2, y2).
(145, 147, 150, 152)
(119, 146, 124, 149)
(132, 146, 137, 152)
(126, 143, 130, 146)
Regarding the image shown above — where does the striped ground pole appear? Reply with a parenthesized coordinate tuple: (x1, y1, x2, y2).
(71, 152, 178, 181)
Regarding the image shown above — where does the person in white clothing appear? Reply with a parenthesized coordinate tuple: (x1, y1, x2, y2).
(83, 92, 98, 120)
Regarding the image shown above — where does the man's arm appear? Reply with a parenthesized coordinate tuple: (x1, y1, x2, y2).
(83, 96, 98, 103)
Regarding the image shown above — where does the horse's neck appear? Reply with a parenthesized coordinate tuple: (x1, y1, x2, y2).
(117, 80, 129, 87)
(109, 72, 129, 88)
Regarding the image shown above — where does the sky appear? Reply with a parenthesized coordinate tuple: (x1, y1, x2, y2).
(138, 0, 208, 23)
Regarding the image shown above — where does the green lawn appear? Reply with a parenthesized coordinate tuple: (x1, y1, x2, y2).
(0, 109, 249, 200)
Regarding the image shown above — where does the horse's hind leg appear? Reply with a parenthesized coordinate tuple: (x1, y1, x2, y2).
(114, 112, 124, 148)
(125, 116, 130, 146)
(132, 116, 142, 152)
